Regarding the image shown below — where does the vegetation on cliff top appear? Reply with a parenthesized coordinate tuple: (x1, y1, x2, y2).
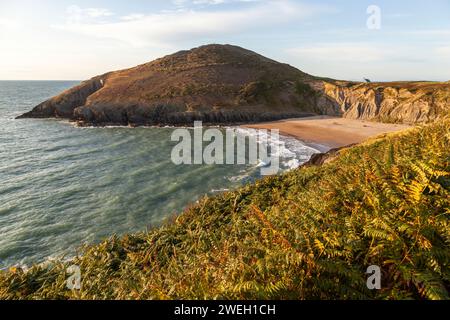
(0, 120, 449, 300)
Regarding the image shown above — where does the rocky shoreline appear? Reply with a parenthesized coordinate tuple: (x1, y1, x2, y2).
(17, 45, 450, 127)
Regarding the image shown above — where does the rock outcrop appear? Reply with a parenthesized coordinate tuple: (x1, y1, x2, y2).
(303, 145, 351, 166)
(317, 81, 450, 123)
(17, 44, 450, 126)
(18, 77, 105, 119)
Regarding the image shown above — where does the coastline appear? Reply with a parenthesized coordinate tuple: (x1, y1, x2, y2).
(3, 120, 447, 299)
(242, 115, 412, 149)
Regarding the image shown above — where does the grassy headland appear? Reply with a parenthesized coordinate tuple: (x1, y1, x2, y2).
(1, 120, 449, 300)
(17, 44, 450, 126)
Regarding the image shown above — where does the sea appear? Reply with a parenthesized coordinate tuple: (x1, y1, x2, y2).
(0, 81, 324, 269)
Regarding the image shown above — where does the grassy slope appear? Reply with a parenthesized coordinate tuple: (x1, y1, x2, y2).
(1, 121, 449, 300)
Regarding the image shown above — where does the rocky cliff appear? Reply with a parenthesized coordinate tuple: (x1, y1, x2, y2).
(17, 44, 449, 125)
(315, 81, 450, 123)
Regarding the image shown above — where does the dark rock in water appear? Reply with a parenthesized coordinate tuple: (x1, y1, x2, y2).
(17, 44, 450, 126)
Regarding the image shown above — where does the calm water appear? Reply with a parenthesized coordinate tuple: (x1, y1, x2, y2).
(0, 81, 321, 269)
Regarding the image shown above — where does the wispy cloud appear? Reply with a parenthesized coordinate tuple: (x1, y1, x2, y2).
(66, 5, 114, 24)
(120, 14, 146, 21)
(435, 45, 450, 57)
(55, 1, 330, 47)
(2, 0, 449, 80)
(173, 0, 262, 7)
(0, 18, 21, 29)
(406, 29, 450, 36)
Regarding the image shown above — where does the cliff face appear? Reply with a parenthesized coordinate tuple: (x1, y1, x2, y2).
(17, 44, 450, 125)
(18, 77, 105, 119)
(317, 81, 450, 123)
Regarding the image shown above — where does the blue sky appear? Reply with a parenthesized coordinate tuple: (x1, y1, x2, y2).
(1, 0, 449, 81)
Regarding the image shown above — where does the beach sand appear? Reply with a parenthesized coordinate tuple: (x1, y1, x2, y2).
(243, 116, 412, 149)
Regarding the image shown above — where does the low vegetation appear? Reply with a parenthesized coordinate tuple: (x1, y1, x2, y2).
(295, 81, 316, 97)
(0, 120, 449, 300)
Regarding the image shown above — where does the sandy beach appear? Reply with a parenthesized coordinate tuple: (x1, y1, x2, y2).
(244, 116, 412, 149)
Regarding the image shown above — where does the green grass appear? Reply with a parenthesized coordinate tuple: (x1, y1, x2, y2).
(1, 120, 449, 300)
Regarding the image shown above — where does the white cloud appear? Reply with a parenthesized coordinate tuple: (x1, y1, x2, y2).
(407, 29, 450, 36)
(192, 0, 228, 5)
(120, 14, 146, 21)
(85, 8, 114, 18)
(66, 5, 114, 24)
(435, 45, 450, 57)
(172, 0, 189, 7)
(173, 0, 261, 7)
(0, 18, 21, 29)
(56, 1, 325, 47)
